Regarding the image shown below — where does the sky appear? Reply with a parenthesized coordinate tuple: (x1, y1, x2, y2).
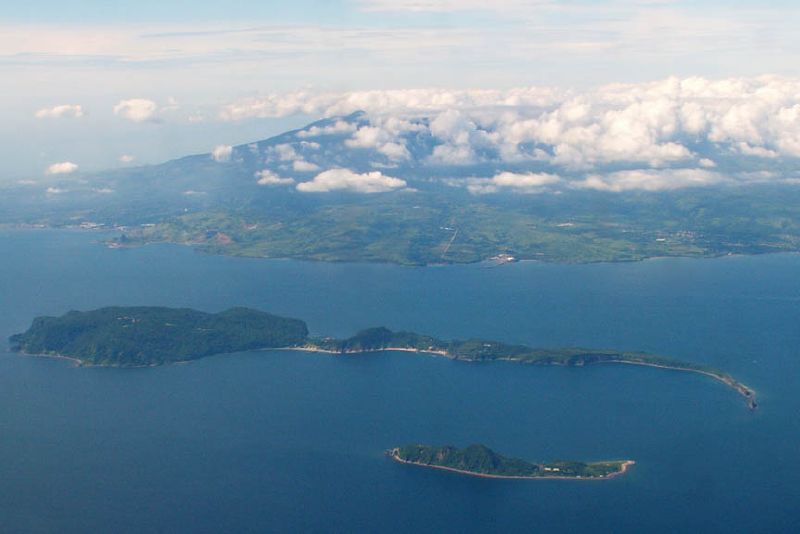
(2, 0, 800, 181)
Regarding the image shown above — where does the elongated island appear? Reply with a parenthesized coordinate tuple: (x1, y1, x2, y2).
(9, 306, 756, 409)
(389, 444, 634, 480)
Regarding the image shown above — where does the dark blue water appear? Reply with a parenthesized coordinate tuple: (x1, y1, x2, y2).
(1, 229, 798, 533)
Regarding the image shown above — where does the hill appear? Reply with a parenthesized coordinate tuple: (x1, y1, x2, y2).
(9, 307, 308, 367)
(2, 113, 800, 265)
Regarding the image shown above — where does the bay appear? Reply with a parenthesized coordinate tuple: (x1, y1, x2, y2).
(0, 229, 798, 533)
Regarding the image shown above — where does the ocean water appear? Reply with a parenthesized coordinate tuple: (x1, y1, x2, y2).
(0, 229, 798, 533)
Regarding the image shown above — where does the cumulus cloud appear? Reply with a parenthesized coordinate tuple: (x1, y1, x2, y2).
(220, 87, 562, 121)
(211, 144, 233, 162)
(256, 170, 295, 186)
(35, 104, 83, 119)
(45, 187, 66, 194)
(297, 168, 407, 193)
(266, 143, 320, 171)
(119, 154, 135, 163)
(292, 160, 320, 172)
(46, 161, 78, 175)
(345, 125, 411, 161)
(297, 120, 357, 138)
(113, 99, 158, 122)
(575, 168, 726, 192)
(220, 77, 800, 174)
(736, 142, 778, 159)
(270, 143, 298, 161)
(460, 172, 562, 194)
(698, 158, 716, 168)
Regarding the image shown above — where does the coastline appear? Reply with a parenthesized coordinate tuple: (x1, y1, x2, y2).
(595, 359, 757, 409)
(13, 349, 162, 369)
(387, 449, 635, 480)
(278, 346, 757, 409)
(14, 350, 84, 366)
(19, 345, 758, 410)
(14, 344, 756, 409)
(102, 229, 800, 268)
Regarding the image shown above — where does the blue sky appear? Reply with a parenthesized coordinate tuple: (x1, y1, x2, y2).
(1, 0, 799, 180)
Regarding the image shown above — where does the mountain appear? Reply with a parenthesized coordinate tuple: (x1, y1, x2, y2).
(3, 112, 800, 265)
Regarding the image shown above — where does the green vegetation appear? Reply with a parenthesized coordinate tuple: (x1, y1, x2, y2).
(391, 444, 631, 479)
(9, 307, 308, 367)
(108, 186, 800, 266)
(306, 328, 757, 409)
(9, 308, 756, 409)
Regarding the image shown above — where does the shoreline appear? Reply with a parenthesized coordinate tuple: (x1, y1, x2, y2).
(15, 351, 85, 366)
(277, 346, 757, 409)
(594, 359, 757, 409)
(101, 229, 800, 268)
(13, 349, 162, 369)
(19, 344, 756, 408)
(387, 449, 635, 480)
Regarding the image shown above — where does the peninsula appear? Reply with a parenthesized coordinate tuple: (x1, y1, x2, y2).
(10, 307, 756, 409)
(389, 444, 634, 480)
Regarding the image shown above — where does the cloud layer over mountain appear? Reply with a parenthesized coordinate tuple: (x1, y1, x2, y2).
(218, 76, 800, 193)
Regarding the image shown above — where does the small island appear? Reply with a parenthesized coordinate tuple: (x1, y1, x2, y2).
(10, 307, 756, 409)
(389, 444, 634, 480)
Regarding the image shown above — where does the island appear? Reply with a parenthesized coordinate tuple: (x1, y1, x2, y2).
(10, 307, 756, 409)
(8, 307, 308, 367)
(388, 444, 634, 480)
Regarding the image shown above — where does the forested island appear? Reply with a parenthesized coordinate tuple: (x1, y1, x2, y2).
(10, 307, 756, 409)
(9, 307, 308, 367)
(389, 444, 633, 480)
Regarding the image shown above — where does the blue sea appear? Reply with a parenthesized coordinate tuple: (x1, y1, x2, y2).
(1, 229, 798, 533)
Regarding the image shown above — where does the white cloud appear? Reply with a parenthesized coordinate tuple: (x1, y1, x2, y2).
(297, 120, 357, 138)
(220, 77, 800, 171)
(220, 87, 563, 121)
(698, 158, 716, 168)
(46, 161, 78, 175)
(119, 154, 135, 163)
(211, 144, 233, 162)
(113, 99, 158, 122)
(345, 125, 411, 161)
(256, 170, 295, 186)
(461, 172, 562, 194)
(45, 187, 66, 194)
(270, 143, 298, 161)
(297, 168, 407, 193)
(736, 142, 778, 159)
(575, 168, 726, 192)
(267, 143, 320, 171)
(34, 104, 83, 119)
(182, 190, 207, 196)
(292, 159, 320, 172)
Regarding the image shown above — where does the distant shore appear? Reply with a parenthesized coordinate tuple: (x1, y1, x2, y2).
(387, 448, 635, 480)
